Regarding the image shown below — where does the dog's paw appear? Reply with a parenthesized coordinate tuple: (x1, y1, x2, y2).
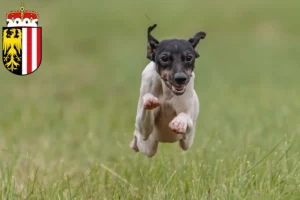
(143, 95, 160, 110)
(169, 117, 187, 134)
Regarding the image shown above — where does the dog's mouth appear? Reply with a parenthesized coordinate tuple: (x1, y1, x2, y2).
(164, 81, 186, 95)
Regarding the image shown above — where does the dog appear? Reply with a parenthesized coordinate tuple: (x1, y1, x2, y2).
(130, 24, 206, 157)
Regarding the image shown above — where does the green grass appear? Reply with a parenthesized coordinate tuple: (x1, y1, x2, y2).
(1, 0, 300, 199)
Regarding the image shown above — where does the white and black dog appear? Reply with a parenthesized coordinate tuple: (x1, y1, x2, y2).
(130, 24, 206, 157)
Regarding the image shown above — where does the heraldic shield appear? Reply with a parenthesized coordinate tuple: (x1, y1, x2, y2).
(2, 27, 42, 76)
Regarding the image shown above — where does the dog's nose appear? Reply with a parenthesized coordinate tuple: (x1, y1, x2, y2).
(174, 72, 187, 84)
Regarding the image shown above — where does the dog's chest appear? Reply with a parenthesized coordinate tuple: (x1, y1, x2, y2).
(155, 98, 176, 121)
(153, 98, 183, 142)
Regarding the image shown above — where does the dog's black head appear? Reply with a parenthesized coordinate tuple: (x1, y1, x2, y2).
(147, 24, 206, 95)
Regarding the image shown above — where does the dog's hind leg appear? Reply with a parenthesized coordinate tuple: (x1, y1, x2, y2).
(171, 90, 200, 151)
(130, 135, 139, 152)
(132, 130, 158, 157)
(179, 126, 195, 150)
(169, 112, 196, 151)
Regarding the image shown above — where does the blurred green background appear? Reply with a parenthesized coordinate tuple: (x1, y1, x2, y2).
(0, 0, 300, 199)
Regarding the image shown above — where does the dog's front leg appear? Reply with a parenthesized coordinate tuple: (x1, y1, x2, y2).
(131, 92, 160, 155)
(135, 93, 160, 140)
(134, 64, 161, 142)
(169, 113, 195, 150)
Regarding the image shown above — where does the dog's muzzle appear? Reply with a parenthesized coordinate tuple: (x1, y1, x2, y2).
(163, 80, 187, 95)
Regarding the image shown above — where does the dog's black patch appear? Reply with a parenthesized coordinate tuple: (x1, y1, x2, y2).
(146, 24, 206, 95)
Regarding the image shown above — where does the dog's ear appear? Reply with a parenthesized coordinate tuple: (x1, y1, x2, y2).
(147, 24, 159, 61)
(188, 32, 206, 58)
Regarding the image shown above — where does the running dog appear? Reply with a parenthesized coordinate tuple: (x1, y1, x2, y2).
(130, 24, 206, 157)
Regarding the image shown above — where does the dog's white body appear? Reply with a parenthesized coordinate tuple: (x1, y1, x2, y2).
(130, 61, 200, 157)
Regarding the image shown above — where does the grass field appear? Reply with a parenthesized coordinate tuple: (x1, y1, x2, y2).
(1, 0, 300, 199)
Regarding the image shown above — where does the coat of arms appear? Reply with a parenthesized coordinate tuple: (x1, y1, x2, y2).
(2, 3, 42, 76)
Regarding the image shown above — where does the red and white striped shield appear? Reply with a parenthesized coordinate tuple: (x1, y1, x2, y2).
(2, 27, 42, 76)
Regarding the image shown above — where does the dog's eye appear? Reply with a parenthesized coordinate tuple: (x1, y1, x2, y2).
(186, 55, 193, 62)
(160, 55, 169, 63)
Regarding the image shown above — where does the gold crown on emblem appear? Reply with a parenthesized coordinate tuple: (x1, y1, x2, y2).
(6, 3, 39, 27)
